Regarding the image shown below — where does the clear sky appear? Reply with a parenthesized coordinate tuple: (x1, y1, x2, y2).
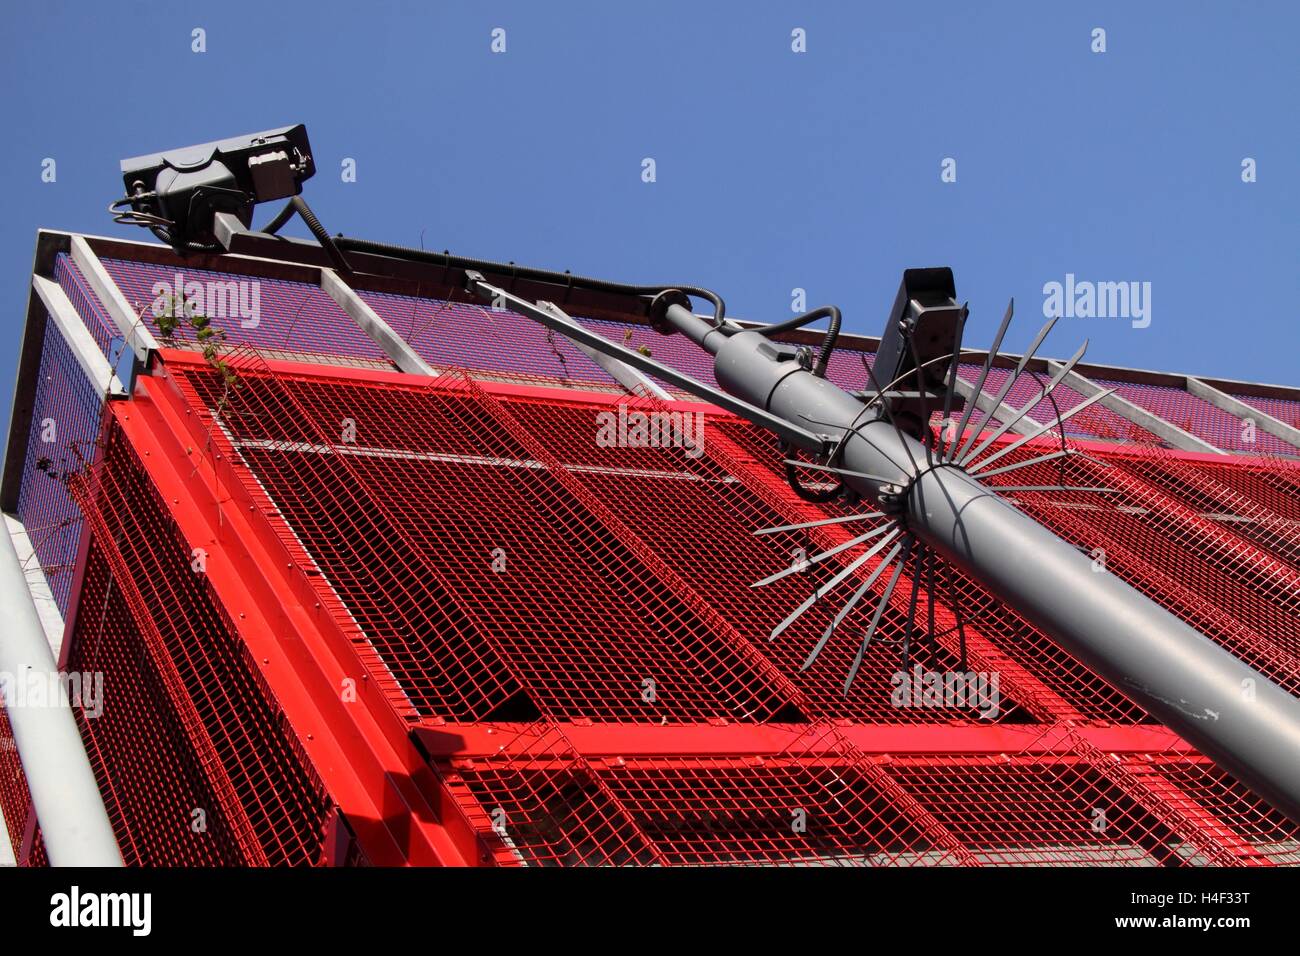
(1, 0, 1295, 422)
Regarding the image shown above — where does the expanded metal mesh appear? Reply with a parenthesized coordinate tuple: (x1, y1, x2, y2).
(1101, 379, 1298, 456)
(0, 705, 34, 864)
(977, 446, 1300, 689)
(957, 365, 1160, 445)
(1237, 393, 1300, 432)
(14, 316, 104, 615)
(1126, 753, 1300, 865)
(713, 420, 1149, 722)
(62, 417, 333, 866)
(14, 249, 1300, 866)
(360, 288, 613, 388)
(1114, 451, 1300, 572)
(166, 356, 1079, 725)
(53, 254, 125, 360)
(98, 257, 393, 369)
(174, 361, 803, 724)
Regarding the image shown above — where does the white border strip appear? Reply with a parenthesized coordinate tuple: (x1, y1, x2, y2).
(1046, 360, 1222, 453)
(32, 277, 125, 399)
(1186, 377, 1300, 454)
(320, 268, 436, 376)
(69, 234, 159, 360)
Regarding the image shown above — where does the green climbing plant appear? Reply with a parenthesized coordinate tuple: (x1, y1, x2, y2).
(155, 293, 241, 413)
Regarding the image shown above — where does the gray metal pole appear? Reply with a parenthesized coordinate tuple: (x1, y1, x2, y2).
(0, 524, 123, 866)
(684, 311, 1300, 825)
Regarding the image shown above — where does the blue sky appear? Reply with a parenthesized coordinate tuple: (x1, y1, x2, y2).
(1, 0, 1295, 420)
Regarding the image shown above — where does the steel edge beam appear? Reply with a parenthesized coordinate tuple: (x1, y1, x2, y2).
(1186, 377, 1300, 454)
(318, 268, 436, 376)
(68, 235, 159, 363)
(1046, 360, 1223, 454)
(32, 277, 125, 401)
(117, 375, 478, 865)
(416, 722, 1195, 759)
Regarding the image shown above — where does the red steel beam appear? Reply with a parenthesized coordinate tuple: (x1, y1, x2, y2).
(416, 722, 1196, 760)
(155, 349, 1284, 467)
(112, 369, 480, 866)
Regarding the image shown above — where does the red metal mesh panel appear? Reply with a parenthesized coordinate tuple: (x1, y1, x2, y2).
(886, 729, 1199, 866)
(958, 365, 1161, 445)
(173, 359, 801, 724)
(937, 567, 1151, 722)
(0, 705, 34, 863)
(502, 396, 1034, 722)
(26, 829, 47, 867)
(1110, 450, 1300, 572)
(175, 356, 1194, 725)
(442, 721, 978, 866)
(1102, 379, 1298, 456)
(712, 419, 1150, 722)
(1237, 393, 1300, 432)
(976, 445, 1300, 688)
(98, 257, 393, 369)
(1125, 753, 1300, 865)
(1188, 455, 1300, 525)
(66, 541, 246, 866)
(64, 418, 332, 865)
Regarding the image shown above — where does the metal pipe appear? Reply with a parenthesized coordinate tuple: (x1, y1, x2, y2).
(0, 523, 122, 866)
(688, 316, 1300, 825)
(657, 301, 730, 356)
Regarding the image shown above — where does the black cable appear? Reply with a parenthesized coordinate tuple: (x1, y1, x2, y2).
(1027, 368, 1071, 483)
(783, 460, 843, 502)
(332, 234, 727, 327)
(290, 196, 352, 273)
(114, 187, 726, 323)
(260, 199, 297, 236)
(755, 305, 841, 378)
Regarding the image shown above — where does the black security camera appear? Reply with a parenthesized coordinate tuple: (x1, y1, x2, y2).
(113, 124, 315, 250)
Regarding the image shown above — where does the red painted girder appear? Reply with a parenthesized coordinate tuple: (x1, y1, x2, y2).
(416, 722, 1195, 759)
(155, 349, 1291, 467)
(116, 370, 478, 866)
